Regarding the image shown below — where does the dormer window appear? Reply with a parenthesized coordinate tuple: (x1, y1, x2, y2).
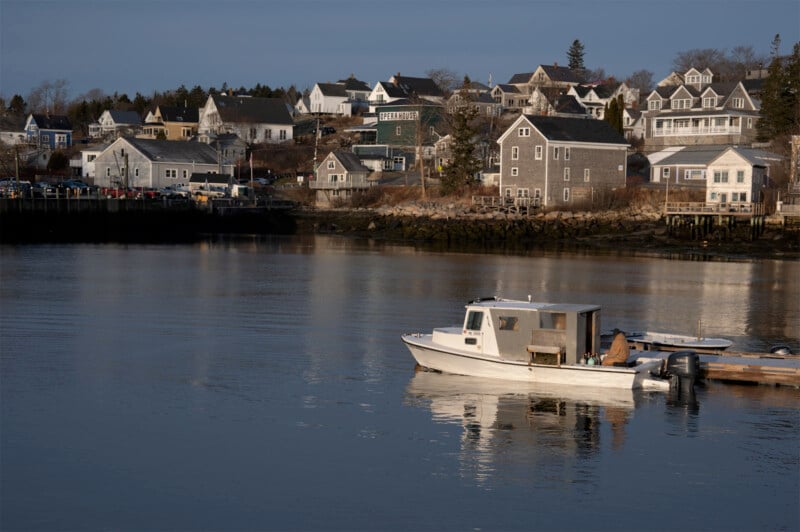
(672, 98, 691, 110)
(731, 98, 744, 109)
(649, 100, 661, 111)
(703, 96, 716, 108)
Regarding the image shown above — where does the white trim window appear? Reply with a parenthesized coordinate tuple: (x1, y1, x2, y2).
(327, 160, 336, 169)
(511, 167, 518, 176)
(535, 146, 543, 160)
(684, 169, 705, 180)
(516, 188, 529, 198)
(563, 167, 570, 181)
(703, 96, 716, 108)
(564, 147, 570, 161)
(518, 127, 530, 137)
(713, 170, 729, 183)
(672, 98, 691, 109)
(731, 98, 744, 109)
(563, 188, 570, 202)
(396, 126, 402, 136)
(736, 170, 745, 183)
(662, 167, 670, 179)
(553, 147, 559, 160)
(511, 146, 519, 160)
(166, 169, 177, 178)
(279, 130, 287, 140)
(583, 168, 590, 182)
(648, 100, 661, 111)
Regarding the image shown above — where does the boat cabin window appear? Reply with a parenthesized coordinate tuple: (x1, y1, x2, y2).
(465, 311, 483, 331)
(499, 316, 519, 331)
(539, 312, 566, 330)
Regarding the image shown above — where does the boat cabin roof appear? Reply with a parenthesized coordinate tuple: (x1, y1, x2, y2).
(466, 298, 600, 314)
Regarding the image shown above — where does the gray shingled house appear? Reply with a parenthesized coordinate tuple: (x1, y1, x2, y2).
(92, 137, 234, 189)
(497, 115, 629, 208)
(311, 150, 372, 206)
(198, 94, 294, 144)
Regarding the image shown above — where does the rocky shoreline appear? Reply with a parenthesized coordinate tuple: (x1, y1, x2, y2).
(295, 204, 800, 259)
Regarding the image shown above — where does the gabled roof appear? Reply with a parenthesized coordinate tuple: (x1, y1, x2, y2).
(376, 81, 409, 99)
(493, 83, 523, 94)
(158, 106, 198, 123)
(331, 150, 370, 172)
(508, 72, 535, 84)
(552, 95, 586, 115)
(106, 110, 142, 125)
(539, 65, 582, 83)
(120, 137, 219, 164)
(337, 76, 371, 92)
(388, 75, 443, 97)
(210, 94, 293, 125)
(522, 115, 628, 145)
(30, 114, 72, 130)
(654, 145, 727, 166)
(317, 83, 348, 97)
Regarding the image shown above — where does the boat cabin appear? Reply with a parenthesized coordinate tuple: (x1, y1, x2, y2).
(460, 299, 601, 365)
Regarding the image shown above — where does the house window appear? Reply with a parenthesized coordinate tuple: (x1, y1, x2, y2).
(685, 169, 705, 180)
(662, 167, 670, 179)
(535, 146, 543, 160)
(672, 98, 691, 109)
(584, 169, 590, 182)
(703, 97, 716, 108)
(511, 146, 519, 160)
(737, 170, 745, 183)
(731, 98, 744, 109)
(265, 130, 272, 140)
(279, 130, 287, 140)
(396, 126, 402, 136)
(166, 169, 177, 178)
(182, 170, 188, 179)
(504, 188, 513, 198)
(563, 167, 570, 181)
(87, 155, 96, 162)
(564, 147, 570, 161)
(249, 128, 257, 140)
(511, 167, 518, 176)
(747, 118, 753, 129)
(328, 160, 336, 170)
(710, 192, 718, 200)
(329, 174, 340, 184)
(648, 100, 661, 110)
(553, 147, 559, 160)
(563, 188, 570, 202)
(518, 127, 530, 137)
(134, 168, 139, 177)
(713, 171, 729, 183)
(182, 127, 192, 138)
(534, 188, 541, 199)
(516, 188, 529, 198)
(106, 168, 111, 177)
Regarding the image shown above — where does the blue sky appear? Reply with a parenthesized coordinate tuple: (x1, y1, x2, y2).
(1, 0, 799, 101)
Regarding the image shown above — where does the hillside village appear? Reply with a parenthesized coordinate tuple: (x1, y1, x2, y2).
(1, 62, 799, 218)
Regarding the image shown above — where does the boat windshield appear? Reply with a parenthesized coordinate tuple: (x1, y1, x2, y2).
(465, 311, 483, 331)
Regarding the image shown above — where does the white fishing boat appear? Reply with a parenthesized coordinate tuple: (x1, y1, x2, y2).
(401, 297, 692, 390)
(625, 331, 733, 351)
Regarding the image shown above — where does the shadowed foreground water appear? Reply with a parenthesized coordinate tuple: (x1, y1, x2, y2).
(1, 236, 798, 531)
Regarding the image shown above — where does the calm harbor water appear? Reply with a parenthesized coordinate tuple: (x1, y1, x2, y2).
(1, 236, 798, 531)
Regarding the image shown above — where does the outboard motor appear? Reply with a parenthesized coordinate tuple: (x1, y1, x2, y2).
(665, 350, 700, 395)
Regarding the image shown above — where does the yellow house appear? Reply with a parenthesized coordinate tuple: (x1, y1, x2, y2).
(141, 105, 198, 140)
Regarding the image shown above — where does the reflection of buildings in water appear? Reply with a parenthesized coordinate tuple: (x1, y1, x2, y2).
(405, 371, 636, 482)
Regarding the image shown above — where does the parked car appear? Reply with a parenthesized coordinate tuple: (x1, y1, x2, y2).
(159, 185, 191, 199)
(32, 182, 57, 198)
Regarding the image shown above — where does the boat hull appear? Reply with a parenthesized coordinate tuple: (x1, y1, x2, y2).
(402, 334, 666, 390)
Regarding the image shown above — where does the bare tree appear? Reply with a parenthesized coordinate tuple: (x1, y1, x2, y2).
(626, 70, 654, 95)
(426, 67, 459, 95)
(27, 79, 70, 114)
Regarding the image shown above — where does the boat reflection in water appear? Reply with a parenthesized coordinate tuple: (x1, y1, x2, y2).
(404, 369, 640, 483)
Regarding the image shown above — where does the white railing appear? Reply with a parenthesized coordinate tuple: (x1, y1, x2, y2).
(653, 125, 742, 137)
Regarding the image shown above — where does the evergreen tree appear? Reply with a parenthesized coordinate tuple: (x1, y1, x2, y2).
(757, 35, 799, 141)
(567, 39, 586, 81)
(441, 90, 481, 195)
(604, 94, 624, 135)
